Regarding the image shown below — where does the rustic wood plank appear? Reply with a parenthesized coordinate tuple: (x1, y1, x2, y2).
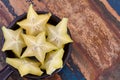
(41, 0, 120, 80)
(9, 0, 30, 15)
(8, 0, 48, 16)
(30, 0, 48, 11)
(0, 1, 13, 26)
(0, 1, 14, 80)
(0, 0, 14, 69)
(99, 59, 120, 80)
(100, 0, 120, 21)
(0, 0, 120, 80)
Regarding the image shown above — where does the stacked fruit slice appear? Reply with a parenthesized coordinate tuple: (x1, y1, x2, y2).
(2, 4, 73, 77)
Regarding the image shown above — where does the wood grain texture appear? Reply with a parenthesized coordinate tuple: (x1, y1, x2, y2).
(0, 1, 14, 80)
(0, 0, 120, 80)
(0, 1, 13, 26)
(100, 0, 120, 21)
(42, 0, 120, 80)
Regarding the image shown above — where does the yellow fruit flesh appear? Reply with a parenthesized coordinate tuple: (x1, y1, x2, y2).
(41, 48, 64, 75)
(47, 18, 73, 48)
(21, 32, 57, 64)
(6, 58, 43, 77)
(2, 26, 26, 57)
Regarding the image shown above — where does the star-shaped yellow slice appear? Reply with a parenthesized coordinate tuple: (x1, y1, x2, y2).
(6, 58, 43, 77)
(2, 26, 26, 57)
(47, 18, 73, 48)
(17, 4, 51, 36)
(41, 48, 64, 75)
(21, 32, 57, 64)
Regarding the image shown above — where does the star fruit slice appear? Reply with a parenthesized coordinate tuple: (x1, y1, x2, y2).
(47, 18, 73, 48)
(21, 32, 57, 64)
(41, 48, 64, 75)
(6, 58, 43, 77)
(17, 4, 51, 36)
(2, 26, 26, 57)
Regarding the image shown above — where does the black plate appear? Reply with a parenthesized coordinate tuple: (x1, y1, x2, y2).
(2, 11, 72, 80)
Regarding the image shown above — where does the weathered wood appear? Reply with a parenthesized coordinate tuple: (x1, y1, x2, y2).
(100, 0, 120, 21)
(0, 1, 13, 26)
(42, 0, 120, 80)
(0, 0, 120, 80)
(8, 0, 48, 16)
(0, 1, 14, 80)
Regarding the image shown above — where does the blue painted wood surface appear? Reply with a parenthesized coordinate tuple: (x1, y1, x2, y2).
(59, 57, 86, 80)
(108, 0, 120, 15)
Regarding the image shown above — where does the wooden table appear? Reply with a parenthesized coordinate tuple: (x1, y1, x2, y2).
(0, 0, 120, 80)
